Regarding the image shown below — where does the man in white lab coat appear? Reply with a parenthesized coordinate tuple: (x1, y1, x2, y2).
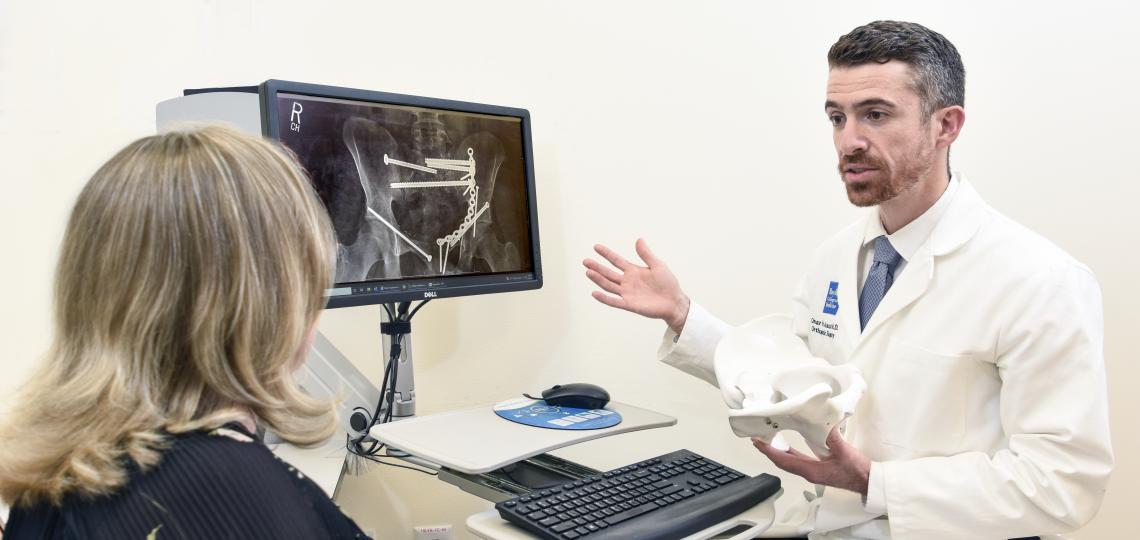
(584, 21, 1112, 540)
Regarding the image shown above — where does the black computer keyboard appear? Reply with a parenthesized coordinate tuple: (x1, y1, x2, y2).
(495, 449, 781, 540)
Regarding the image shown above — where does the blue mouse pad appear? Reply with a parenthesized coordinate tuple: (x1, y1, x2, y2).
(493, 398, 622, 430)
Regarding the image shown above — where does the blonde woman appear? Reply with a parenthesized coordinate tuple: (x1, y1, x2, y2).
(0, 126, 369, 539)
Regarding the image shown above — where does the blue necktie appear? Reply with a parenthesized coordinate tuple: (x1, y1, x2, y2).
(859, 236, 903, 331)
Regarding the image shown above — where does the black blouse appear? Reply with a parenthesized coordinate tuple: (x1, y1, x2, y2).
(4, 424, 370, 539)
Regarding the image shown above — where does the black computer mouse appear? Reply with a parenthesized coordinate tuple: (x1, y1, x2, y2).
(540, 383, 611, 410)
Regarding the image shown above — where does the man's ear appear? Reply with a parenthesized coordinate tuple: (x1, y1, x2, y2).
(934, 106, 965, 149)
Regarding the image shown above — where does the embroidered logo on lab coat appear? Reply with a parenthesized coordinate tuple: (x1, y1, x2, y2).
(823, 281, 840, 315)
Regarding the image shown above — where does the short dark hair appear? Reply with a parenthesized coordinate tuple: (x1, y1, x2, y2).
(828, 21, 965, 118)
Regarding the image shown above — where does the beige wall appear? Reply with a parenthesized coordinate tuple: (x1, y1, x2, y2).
(2, 1, 1137, 537)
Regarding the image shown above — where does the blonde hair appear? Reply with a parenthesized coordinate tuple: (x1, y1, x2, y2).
(0, 126, 338, 507)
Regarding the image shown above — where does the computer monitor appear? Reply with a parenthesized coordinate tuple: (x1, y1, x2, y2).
(156, 80, 542, 420)
(259, 80, 542, 308)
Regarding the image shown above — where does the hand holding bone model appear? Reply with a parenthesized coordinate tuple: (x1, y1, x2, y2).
(584, 238, 691, 333)
(753, 426, 871, 496)
(714, 316, 868, 492)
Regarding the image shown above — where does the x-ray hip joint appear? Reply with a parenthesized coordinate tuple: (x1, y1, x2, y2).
(714, 315, 866, 458)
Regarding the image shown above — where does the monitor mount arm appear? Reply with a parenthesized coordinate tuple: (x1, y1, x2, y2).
(379, 301, 430, 419)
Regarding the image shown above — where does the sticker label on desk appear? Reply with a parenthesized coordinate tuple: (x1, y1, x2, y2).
(493, 398, 622, 430)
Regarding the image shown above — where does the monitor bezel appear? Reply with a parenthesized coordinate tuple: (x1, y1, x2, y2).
(258, 79, 542, 309)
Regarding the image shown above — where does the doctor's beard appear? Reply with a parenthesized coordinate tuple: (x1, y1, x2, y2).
(838, 146, 935, 208)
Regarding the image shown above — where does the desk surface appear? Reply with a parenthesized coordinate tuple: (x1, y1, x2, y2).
(370, 401, 676, 474)
(466, 489, 781, 540)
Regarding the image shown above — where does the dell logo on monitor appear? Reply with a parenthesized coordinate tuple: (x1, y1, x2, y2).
(423, 291, 438, 298)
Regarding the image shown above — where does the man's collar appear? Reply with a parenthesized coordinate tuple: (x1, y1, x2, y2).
(861, 174, 960, 263)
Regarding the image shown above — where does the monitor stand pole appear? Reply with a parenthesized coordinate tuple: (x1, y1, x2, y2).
(380, 302, 418, 419)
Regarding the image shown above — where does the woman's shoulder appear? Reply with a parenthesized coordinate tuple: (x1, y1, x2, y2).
(128, 424, 367, 538)
(4, 425, 367, 540)
(160, 423, 282, 478)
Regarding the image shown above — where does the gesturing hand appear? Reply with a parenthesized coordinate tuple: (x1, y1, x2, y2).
(583, 238, 691, 334)
(752, 426, 871, 495)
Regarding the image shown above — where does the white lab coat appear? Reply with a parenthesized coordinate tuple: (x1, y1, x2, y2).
(660, 177, 1113, 540)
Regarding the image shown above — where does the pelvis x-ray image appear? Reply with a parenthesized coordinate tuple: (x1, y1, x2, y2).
(277, 95, 533, 283)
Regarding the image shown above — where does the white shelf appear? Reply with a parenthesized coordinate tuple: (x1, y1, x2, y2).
(369, 401, 676, 474)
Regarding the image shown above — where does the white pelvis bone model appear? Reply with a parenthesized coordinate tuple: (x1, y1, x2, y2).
(714, 315, 866, 458)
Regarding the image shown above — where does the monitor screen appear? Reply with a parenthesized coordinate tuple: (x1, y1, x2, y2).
(260, 80, 541, 308)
